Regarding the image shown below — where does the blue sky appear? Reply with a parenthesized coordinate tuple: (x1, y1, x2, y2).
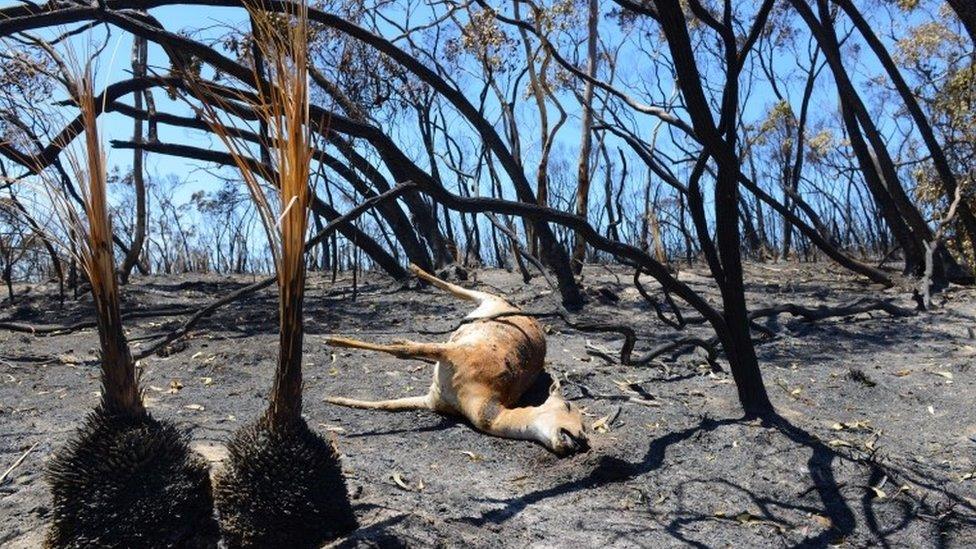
(1, 0, 952, 261)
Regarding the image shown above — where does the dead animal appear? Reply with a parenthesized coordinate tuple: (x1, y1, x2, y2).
(325, 265, 590, 456)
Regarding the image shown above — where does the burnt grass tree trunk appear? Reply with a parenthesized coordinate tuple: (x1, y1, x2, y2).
(45, 75, 215, 547)
(208, 7, 356, 542)
(211, 261, 357, 547)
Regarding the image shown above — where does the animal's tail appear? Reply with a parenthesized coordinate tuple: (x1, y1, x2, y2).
(409, 263, 499, 305)
(324, 394, 431, 411)
(325, 335, 447, 361)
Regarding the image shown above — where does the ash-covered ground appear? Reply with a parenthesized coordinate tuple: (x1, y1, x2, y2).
(2, 263, 975, 547)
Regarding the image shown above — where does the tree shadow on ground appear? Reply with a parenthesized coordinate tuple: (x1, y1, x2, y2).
(458, 412, 975, 546)
(460, 415, 739, 527)
(334, 510, 413, 548)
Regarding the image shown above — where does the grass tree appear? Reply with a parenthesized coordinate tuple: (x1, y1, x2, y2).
(188, 2, 357, 545)
(42, 65, 216, 547)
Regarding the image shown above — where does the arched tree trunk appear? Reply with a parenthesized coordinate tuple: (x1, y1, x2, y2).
(947, 0, 976, 43)
(835, 0, 976, 273)
(790, 0, 931, 274)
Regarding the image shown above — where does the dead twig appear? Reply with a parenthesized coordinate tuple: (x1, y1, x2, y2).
(584, 340, 618, 364)
(0, 442, 38, 485)
(0, 305, 194, 335)
(485, 213, 555, 290)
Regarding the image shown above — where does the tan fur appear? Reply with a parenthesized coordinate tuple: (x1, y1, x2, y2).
(324, 265, 589, 456)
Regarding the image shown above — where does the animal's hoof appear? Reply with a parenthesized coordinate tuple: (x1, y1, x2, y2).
(554, 428, 590, 457)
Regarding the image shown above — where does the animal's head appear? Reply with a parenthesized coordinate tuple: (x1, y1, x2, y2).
(534, 381, 589, 457)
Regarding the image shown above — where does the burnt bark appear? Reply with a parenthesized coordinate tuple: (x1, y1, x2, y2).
(834, 0, 976, 271)
(119, 33, 148, 283)
(0, 0, 585, 310)
(650, 0, 774, 415)
(789, 0, 947, 277)
(571, 0, 599, 274)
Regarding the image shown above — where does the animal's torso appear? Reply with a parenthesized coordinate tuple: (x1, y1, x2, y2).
(429, 299, 546, 413)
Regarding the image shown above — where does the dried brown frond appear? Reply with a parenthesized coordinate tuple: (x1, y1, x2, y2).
(27, 55, 144, 417)
(184, 0, 318, 425)
(260, 0, 316, 426)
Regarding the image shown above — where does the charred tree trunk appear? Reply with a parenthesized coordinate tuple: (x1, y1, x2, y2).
(946, 0, 976, 44)
(311, 197, 408, 281)
(602, 144, 621, 242)
(119, 34, 148, 284)
(835, 0, 976, 275)
(790, 0, 926, 272)
(319, 148, 433, 272)
(1, 254, 13, 304)
(654, 0, 773, 415)
(309, 68, 445, 270)
(1, 1, 583, 302)
(740, 197, 762, 255)
(417, 104, 461, 267)
(571, 0, 599, 274)
(514, 0, 553, 257)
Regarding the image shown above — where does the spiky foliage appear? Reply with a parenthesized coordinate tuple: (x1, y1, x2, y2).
(213, 418, 356, 548)
(39, 64, 215, 547)
(46, 407, 217, 548)
(187, 1, 357, 544)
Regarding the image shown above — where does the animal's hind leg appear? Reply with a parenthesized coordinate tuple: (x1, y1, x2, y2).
(325, 394, 433, 412)
(325, 336, 446, 361)
(409, 263, 498, 304)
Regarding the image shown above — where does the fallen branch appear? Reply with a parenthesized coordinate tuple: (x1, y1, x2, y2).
(134, 277, 277, 360)
(420, 286, 901, 369)
(630, 337, 721, 371)
(633, 268, 685, 329)
(749, 298, 915, 323)
(0, 305, 194, 335)
(423, 306, 722, 370)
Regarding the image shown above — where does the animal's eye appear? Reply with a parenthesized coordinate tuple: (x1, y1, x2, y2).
(565, 402, 572, 412)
